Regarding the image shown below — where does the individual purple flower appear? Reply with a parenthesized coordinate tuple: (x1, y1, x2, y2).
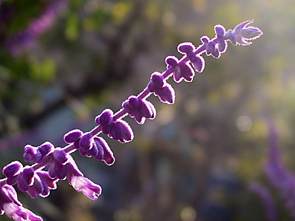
(95, 109, 134, 143)
(225, 19, 263, 46)
(35, 171, 57, 198)
(165, 55, 195, 82)
(48, 148, 69, 180)
(23, 142, 54, 163)
(148, 72, 175, 104)
(0, 184, 42, 221)
(66, 155, 102, 200)
(122, 95, 156, 124)
(2, 161, 23, 186)
(16, 166, 46, 199)
(64, 129, 83, 144)
(248, 181, 278, 221)
(214, 25, 228, 53)
(65, 129, 115, 165)
(93, 137, 115, 166)
(95, 109, 114, 135)
(23, 145, 42, 163)
(176, 42, 205, 74)
(201, 36, 220, 58)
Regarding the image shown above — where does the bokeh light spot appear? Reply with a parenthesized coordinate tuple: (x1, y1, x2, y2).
(236, 115, 252, 132)
(180, 206, 197, 221)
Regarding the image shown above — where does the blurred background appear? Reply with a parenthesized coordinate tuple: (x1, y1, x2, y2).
(0, 0, 294, 220)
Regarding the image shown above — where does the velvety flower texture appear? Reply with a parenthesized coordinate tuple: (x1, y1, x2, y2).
(122, 96, 156, 124)
(0, 185, 42, 221)
(0, 20, 263, 221)
(95, 109, 134, 143)
(148, 72, 175, 104)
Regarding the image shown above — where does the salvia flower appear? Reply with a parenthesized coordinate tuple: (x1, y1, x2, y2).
(166, 55, 195, 82)
(95, 109, 134, 143)
(177, 42, 205, 73)
(23, 142, 54, 163)
(122, 95, 156, 124)
(3, 161, 23, 186)
(214, 25, 228, 53)
(148, 72, 175, 104)
(0, 185, 42, 221)
(66, 155, 102, 200)
(201, 36, 220, 58)
(225, 19, 263, 46)
(35, 171, 57, 198)
(0, 20, 263, 221)
(64, 129, 83, 144)
(48, 148, 69, 180)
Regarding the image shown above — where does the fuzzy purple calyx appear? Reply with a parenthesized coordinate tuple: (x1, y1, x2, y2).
(52, 148, 68, 165)
(166, 56, 195, 82)
(110, 120, 134, 143)
(148, 72, 175, 104)
(36, 171, 57, 197)
(123, 96, 156, 124)
(149, 72, 165, 89)
(79, 133, 93, 151)
(3, 161, 23, 178)
(38, 142, 54, 158)
(227, 20, 263, 46)
(95, 109, 113, 126)
(214, 25, 228, 53)
(17, 167, 35, 192)
(177, 42, 195, 55)
(64, 129, 83, 144)
(23, 145, 42, 163)
(94, 137, 115, 165)
(175, 43, 205, 74)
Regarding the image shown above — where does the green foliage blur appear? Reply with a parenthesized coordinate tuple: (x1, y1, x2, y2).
(0, 0, 295, 220)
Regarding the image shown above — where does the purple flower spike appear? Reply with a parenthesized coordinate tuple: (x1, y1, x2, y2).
(214, 25, 228, 53)
(123, 96, 156, 124)
(94, 137, 115, 165)
(148, 72, 175, 104)
(79, 133, 93, 151)
(110, 120, 134, 143)
(23, 145, 42, 163)
(64, 129, 83, 144)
